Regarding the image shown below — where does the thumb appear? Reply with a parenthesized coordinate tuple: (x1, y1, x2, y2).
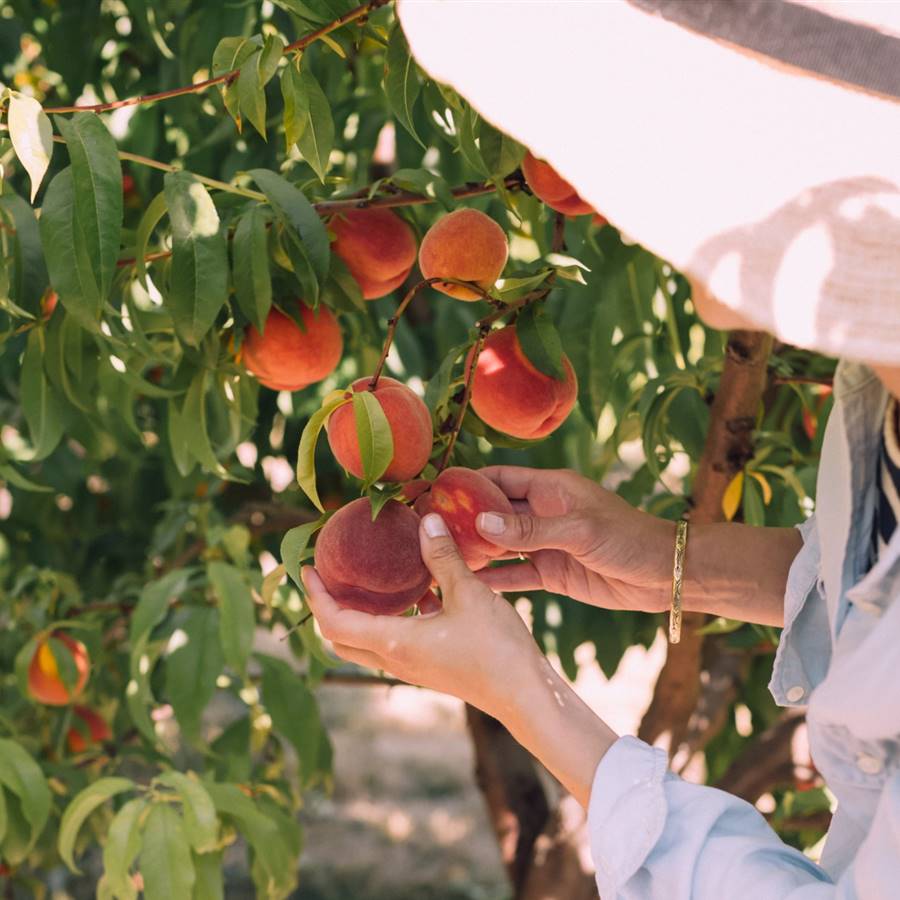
(419, 513, 473, 596)
(476, 510, 589, 553)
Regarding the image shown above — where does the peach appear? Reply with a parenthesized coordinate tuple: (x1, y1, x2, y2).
(522, 151, 595, 217)
(242, 300, 343, 392)
(66, 705, 111, 753)
(314, 498, 431, 615)
(470, 325, 578, 439)
(327, 376, 433, 482)
(28, 632, 90, 706)
(330, 209, 418, 300)
(418, 209, 508, 300)
(414, 468, 513, 571)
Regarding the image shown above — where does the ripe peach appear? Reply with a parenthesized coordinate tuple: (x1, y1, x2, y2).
(470, 325, 577, 439)
(414, 468, 514, 571)
(66, 705, 111, 753)
(418, 209, 508, 300)
(27, 633, 90, 706)
(330, 209, 418, 300)
(522, 152, 595, 217)
(314, 498, 431, 615)
(327, 376, 433, 482)
(42, 290, 58, 320)
(243, 301, 343, 392)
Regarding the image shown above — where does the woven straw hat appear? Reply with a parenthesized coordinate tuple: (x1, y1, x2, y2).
(398, 1, 900, 365)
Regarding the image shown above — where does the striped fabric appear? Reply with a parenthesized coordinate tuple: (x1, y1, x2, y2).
(874, 398, 900, 560)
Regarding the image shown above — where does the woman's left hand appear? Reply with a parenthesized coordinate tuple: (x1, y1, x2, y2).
(301, 512, 544, 722)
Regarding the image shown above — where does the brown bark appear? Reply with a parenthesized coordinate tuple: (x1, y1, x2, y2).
(639, 331, 774, 751)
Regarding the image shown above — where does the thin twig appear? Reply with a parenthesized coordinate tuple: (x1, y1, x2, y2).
(771, 375, 834, 388)
(39, 0, 389, 115)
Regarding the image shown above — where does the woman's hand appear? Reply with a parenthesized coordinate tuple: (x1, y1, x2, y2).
(302, 510, 618, 806)
(301, 512, 544, 721)
(474, 466, 673, 614)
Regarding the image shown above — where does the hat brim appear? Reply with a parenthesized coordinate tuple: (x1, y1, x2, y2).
(398, 0, 900, 365)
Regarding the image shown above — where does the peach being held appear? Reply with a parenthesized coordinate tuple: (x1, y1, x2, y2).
(418, 208, 508, 300)
(330, 209, 418, 300)
(470, 325, 577, 440)
(415, 468, 514, 571)
(522, 151, 595, 217)
(28, 632, 90, 706)
(242, 300, 343, 392)
(314, 498, 431, 615)
(327, 376, 433, 483)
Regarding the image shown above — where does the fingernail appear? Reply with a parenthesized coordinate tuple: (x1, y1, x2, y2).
(423, 513, 448, 538)
(478, 512, 506, 535)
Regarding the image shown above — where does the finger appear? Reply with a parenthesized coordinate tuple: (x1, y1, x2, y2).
(330, 642, 385, 671)
(510, 499, 532, 514)
(301, 566, 406, 652)
(419, 514, 476, 597)
(477, 561, 544, 593)
(478, 465, 547, 501)
(476, 509, 592, 553)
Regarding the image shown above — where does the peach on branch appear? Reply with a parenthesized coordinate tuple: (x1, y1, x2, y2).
(66, 705, 111, 753)
(242, 301, 343, 392)
(330, 209, 418, 300)
(414, 467, 514, 571)
(314, 498, 431, 615)
(327, 377, 433, 483)
(418, 209, 508, 300)
(522, 151, 595, 217)
(470, 325, 577, 439)
(27, 632, 90, 706)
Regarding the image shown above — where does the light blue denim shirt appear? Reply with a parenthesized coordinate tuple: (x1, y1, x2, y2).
(588, 361, 899, 897)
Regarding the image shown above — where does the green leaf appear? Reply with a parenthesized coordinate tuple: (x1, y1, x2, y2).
(296, 394, 351, 511)
(164, 606, 223, 742)
(181, 367, 229, 477)
(257, 654, 327, 785)
(39, 167, 104, 329)
(249, 169, 329, 284)
(211, 37, 258, 129)
(281, 59, 334, 183)
(260, 564, 286, 610)
(352, 390, 394, 487)
(102, 797, 148, 900)
(0, 187, 48, 312)
(232, 206, 272, 332)
(130, 569, 190, 645)
(0, 739, 51, 859)
(20, 328, 64, 460)
(0, 461, 51, 492)
(140, 803, 196, 900)
(134, 190, 168, 288)
(58, 777, 134, 873)
(0, 787, 7, 847)
(55, 112, 122, 303)
(515, 304, 567, 381)
(236, 50, 266, 138)
(477, 120, 524, 179)
(280, 516, 327, 590)
(207, 561, 254, 675)
(154, 772, 218, 853)
(191, 850, 224, 900)
(7, 92, 53, 201)
(384, 25, 423, 147)
(390, 169, 453, 211)
(163, 171, 228, 347)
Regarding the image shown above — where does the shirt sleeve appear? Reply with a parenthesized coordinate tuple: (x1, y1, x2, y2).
(589, 735, 900, 899)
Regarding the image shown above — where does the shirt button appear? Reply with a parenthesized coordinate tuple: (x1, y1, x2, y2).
(857, 754, 883, 775)
(786, 685, 805, 702)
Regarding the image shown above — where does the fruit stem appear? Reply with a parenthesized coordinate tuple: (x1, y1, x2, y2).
(436, 324, 490, 473)
(368, 277, 494, 391)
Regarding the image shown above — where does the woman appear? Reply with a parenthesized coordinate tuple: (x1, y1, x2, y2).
(305, 2, 900, 896)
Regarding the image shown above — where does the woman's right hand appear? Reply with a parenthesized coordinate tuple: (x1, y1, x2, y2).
(475, 466, 674, 614)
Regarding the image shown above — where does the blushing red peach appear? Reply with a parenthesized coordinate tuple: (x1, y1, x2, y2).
(414, 467, 514, 571)
(242, 301, 343, 392)
(28, 633, 90, 706)
(314, 498, 431, 615)
(66, 705, 111, 753)
(522, 151, 595, 217)
(327, 377, 433, 483)
(330, 209, 418, 300)
(470, 325, 578, 439)
(418, 209, 508, 300)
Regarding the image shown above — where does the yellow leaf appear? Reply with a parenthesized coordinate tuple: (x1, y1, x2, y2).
(749, 470, 773, 505)
(722, 471, 744, 521)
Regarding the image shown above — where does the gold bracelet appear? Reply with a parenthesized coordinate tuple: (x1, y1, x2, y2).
(669, 518, 689, 644)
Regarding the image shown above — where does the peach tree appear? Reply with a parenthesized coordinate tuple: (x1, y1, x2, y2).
(0, 0, 836, 895)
